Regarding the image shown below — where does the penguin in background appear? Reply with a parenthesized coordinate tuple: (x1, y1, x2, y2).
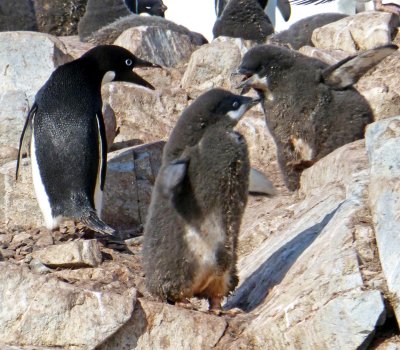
(124, 0, 168, 17)
(143, 88, 260, 313)
(16, 45, 160, 236)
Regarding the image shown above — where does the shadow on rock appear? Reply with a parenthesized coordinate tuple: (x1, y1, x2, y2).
(225, 203, 342, 312)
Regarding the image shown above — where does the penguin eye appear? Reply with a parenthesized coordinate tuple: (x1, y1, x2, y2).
(200, 122, 206, 129)
(232, 101, 240, 109)
(125, 59, 133, 66)
(146, 6, 152, 9)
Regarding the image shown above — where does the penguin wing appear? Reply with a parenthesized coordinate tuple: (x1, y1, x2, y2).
(158, 159, 188, 199)
(96, 111, 108, 191)
(16, 103, 38, 180)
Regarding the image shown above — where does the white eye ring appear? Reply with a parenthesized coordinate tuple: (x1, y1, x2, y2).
(125, 59, 133, 66)
(232, 101, 240, 109)
(145, 6, 152, 9)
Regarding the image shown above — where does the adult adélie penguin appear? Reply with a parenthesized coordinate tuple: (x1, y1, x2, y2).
(16, 45, 160, 236)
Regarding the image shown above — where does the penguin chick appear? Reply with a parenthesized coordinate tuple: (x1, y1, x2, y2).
(237, 44, 397, 191)
(124, 0, 168, 17)
(213, 0, 274, 42)
(16, 45, 160, 236)
(143, 89, 260, 312)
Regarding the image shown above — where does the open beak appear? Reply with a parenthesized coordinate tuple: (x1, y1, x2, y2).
(235, 69, 270, 96)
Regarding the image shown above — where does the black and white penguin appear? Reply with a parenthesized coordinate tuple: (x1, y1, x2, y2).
(124, 0, 167, 17)
(213, 0, 274, 42)
(16, 45, 160, 235)
(236, 44, 397, 191)
(143, 88, 260, 313)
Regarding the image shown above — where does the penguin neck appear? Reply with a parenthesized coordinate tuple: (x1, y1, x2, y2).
(78, 56, 110, 87)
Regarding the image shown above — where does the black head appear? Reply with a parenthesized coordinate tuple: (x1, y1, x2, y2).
(164, 88, 259, 162)
(235, 45, 297, 92)
(125, 0, 167, 17)
(81, 45, 161, 90)
(183, 88, 260, 129)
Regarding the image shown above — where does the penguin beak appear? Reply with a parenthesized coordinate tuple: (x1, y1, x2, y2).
(114, 70, 156, 90)
(235, 72, 270, 95)
(134, 57, 162, 69)
(242, 95, 261, 109)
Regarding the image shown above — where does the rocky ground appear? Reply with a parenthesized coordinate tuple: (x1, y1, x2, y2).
(1, 7, 400, 350)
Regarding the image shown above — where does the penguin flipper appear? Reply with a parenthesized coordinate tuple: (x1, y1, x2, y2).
(81, 210, 117, 236)
(96, 112, 108, 191)
(277, 0, 291, 21)
(16, 103, 38, 180)
(158, 160, 188, 199)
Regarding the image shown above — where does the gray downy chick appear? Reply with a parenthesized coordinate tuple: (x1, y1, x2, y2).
(143, 88, 260, 312)
(237, 44, 397, 191)
(213, 0, 274, 42)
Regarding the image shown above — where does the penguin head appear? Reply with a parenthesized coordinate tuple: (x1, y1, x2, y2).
(164, 89, 259, 162)
(138, 0, 168, 17)
(82, 45, 161, 90)
(186, 88, 260, 130)
(236, 45, 301, 95)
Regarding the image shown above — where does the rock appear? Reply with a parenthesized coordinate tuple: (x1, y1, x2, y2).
(366, 116, 400, 326)
(298, 46, 350, 65)
(102, 83, 187, 145)
(103, 142, 164, 231)
(114, 26, 199, 67)
(181, 40, 242, 97)
(0, 0, 37, 31)
(103, 103, 117, 148)
(0, 91, 30, 166)
(312, 11, 399, 53)
(356, 52, 400, 120)
(81, 11, 207, 47)
(0, 262, 136, 348)
(269, 13, 348, 50)
(33, 0, 88, 36)
(0, 160, 42, 230)
(225, 140, 386, 349)
(98, 299, 228, 350)
(0, 31, 71, 103)
(58, 35, 94, 60)
(32, 239, 103, 268)
(12, 233, 31, 244)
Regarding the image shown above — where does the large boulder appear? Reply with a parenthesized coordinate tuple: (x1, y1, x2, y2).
(114, 26, 199, 67)
(312, 11, 399, 53)
(0, 31, 71, 103)
(0, 263, 135, 349)
(366, 116, 400, 326)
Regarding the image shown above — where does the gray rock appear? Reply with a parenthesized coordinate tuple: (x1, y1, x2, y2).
(81, 11, 207, 46)
(0, 91, 30, 166)
(0, 262, 136, 348)
(98, 299, 228, 350)
(269, 13, 347, 50)
(312, 11, 399, 53)
(0, 31, 71, 103)
(181, 40, 242, 96)
(114, 26, 199, 67)
(103, 142, 164, 231)
(102, 82, 186, 145)
(226, 140, 385, 349)
(32, 239, 103, 268)
(366, 116, 400, 326)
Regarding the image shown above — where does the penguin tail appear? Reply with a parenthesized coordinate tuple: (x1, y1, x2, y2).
(81, 211, 117, 237)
